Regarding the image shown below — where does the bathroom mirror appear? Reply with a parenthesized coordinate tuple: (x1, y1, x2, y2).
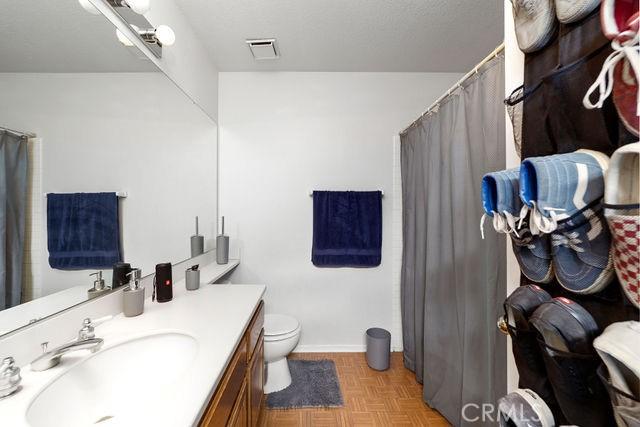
(0, 0, 218, 335)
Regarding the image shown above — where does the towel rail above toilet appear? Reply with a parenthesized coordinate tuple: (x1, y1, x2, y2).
(308, 190, 384, 197)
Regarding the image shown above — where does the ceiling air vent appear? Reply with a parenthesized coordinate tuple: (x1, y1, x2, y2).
(246, 39, 279, 60)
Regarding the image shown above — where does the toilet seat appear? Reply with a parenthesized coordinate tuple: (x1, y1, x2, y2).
(264, 314, 300, 341)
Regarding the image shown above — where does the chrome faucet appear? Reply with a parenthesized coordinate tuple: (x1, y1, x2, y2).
(30, 318, 104, 372)
(0, 357, 21, 398)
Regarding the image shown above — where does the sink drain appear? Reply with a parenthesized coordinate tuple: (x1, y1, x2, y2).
(94, 415, 114, 424)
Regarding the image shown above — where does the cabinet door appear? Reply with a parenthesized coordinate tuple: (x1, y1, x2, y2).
(247, 301, 264, 361)
(228, 378, 248, 427)
(249, 334, 264, 427)
(199, 337, 248, 427)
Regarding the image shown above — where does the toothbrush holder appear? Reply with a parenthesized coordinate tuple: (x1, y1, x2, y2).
(185, 269, 200, 291)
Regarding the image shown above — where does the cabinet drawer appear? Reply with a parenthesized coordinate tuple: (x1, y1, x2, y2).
(247, 301, 264, 361)
(199, 337, 248, 427)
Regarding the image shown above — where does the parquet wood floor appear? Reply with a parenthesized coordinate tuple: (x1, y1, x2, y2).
(259, 352, 451, 427)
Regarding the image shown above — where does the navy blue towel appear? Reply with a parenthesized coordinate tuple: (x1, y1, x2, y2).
(312, 191, 382, 267)
(47, 192, 122, 269)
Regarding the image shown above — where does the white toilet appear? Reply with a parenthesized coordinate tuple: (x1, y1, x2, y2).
(263, 314, 301, 393)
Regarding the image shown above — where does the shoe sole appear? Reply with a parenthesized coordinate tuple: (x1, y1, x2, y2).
(512, 389, 555, 427)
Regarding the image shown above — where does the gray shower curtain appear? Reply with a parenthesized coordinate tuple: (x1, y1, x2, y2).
(0, 131, 28, 310)
(400, 54, 506, 426)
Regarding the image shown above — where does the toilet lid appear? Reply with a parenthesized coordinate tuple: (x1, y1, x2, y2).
(264, 314, 299, 336)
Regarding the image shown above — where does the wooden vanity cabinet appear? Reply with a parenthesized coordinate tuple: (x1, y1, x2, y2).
(248, 333, 264, 426)
(199, 301, 265, 427)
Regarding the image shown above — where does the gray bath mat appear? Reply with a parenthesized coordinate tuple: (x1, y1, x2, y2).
(266, 359, 344, 409)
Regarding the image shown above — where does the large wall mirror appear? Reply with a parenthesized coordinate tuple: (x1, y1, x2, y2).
(0, 0, 218, 336)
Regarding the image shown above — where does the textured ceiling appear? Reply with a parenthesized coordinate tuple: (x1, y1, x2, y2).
(0, 0, 157, 72)
(175, 0, 504, 72)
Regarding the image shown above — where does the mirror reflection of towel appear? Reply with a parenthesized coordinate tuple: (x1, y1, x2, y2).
(46, 192, 122, 269)
(312, 191, 382, 267)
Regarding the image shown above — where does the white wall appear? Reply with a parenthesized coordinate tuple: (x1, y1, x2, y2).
(504, 0, 524, 392)
(0, 72, 217, 297)
(219, 72, 461, 351)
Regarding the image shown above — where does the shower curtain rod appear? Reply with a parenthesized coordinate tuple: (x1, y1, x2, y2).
(400, 43, 505, 135)
(0, 126, 36, 138)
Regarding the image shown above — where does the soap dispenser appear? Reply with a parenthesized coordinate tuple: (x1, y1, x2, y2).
(123, 268, 145, 317)
(87, 271, 109, 299)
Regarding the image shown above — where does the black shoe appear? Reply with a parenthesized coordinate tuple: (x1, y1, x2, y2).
(530, 297, 615, 427)
(504, 285, 564, 423)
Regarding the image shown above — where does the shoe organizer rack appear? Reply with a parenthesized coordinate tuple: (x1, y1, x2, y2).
(519, 9, 638, 332)
(516, 8, 639, 427)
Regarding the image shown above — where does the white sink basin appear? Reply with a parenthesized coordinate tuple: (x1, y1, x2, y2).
(26, 332, 198, 427)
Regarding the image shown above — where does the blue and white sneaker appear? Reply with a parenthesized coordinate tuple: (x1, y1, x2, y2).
(520, 149, 615, 293)
(481, 168, 554, 283)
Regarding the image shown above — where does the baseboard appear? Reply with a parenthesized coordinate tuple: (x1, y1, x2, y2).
(293, 344, 404, 353)
(293, 344, 366, 353)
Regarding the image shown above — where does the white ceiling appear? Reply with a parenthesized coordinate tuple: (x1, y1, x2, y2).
(0, 0, 157, 72)
(176, 0, 503, 72)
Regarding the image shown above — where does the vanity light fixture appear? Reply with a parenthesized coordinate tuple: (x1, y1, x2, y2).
(78, 0, 150, 15)
(139, 25, 176, 46)
(109, 0, 150, 15)
(116, 24, 175, 47)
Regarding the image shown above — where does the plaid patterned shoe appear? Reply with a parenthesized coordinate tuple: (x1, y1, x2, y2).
(605, 143, 640, 308)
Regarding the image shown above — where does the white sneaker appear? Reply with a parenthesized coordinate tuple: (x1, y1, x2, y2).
(498, 389, 555, 427)
(510, 0, 558, 53)
(593, 321, 640, 427)
(555, 0, 601, 23)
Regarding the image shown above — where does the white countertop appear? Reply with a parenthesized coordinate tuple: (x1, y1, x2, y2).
(0, 261, 264, 427)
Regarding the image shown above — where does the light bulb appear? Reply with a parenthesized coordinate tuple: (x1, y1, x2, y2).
(154, 25, 175, 46)
(125, 0, 150, 15)
(78, 0, 101, 14)
(116, 26, 138, 47)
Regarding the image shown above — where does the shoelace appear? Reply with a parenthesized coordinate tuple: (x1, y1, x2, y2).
(551, 231, 584, 253)
(510, 0, 535, 17)
(480, 212, 505, 239)
(583, 31, 640, 114)
(480, 205, 529, 239)
(530, 203, 566, 234)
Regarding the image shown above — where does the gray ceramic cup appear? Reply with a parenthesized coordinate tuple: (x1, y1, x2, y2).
(185, 269, 200, 291)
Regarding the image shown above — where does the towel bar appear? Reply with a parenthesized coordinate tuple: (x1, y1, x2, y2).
(43, 191, 128, 198)
(308, 190, 384, 197)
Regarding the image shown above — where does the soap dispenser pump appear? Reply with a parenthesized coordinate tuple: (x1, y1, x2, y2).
(88, 271, 109, 299)
(123, 268, 145, 317)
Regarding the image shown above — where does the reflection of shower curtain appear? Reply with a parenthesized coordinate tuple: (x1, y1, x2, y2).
(0, 131, 28, 310)
(400, 54, 506, 426)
